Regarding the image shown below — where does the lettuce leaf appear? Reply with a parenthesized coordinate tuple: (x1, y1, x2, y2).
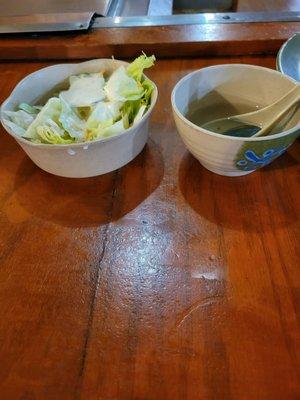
(104, 66, 144, 102)
(120, 81, 153, 126)
(100, 118, 125, 138)
(142, 79, 155, 105)
(86, 101, 122, 131)
(86, 117, 127, 141)
(127, 54, 155, 83)
(18, 103, 42, 114)
(3, 119, 26, 137)
(4, 110, 35, 130)
(121, 100, 140, 125)
(133, 105, 147, 126)
(23, 97, 62, 140)
(59, 97, 85, 140)
(119, 62, 155, 127)
(36, 125, 74, 144)
(60, 73, 106, 107)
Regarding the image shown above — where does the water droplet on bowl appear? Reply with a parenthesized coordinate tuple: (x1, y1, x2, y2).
(67, 149, 76, 156)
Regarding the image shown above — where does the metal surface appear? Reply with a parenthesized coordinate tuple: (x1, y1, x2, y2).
(0, 13, 94, 34)
(148, 0, 173, 16)
(106, 0, 234, 17)
(0, 0, 112, 16)
(0, 0, 299, 34)
(106, 0, 235, 17)
(173, 0, 234, 14)
(107, 0, 150, 17)
(0, 0, 113, 33)
(93, 11, 300, 28)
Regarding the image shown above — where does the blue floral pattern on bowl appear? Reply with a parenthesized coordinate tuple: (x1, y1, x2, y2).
(236, 146, 289, 171)
(235, 130, 299, 172)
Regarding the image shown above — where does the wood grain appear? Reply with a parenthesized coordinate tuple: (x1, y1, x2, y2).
(0, 22, 300, 60)
(0, 56, 299, 400)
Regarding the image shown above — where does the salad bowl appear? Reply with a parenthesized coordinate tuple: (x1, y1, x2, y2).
(0, 58, 158, 178)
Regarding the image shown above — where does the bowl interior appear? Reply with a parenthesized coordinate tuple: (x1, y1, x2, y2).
(277, 33, 300, 82)
(173, 64, 300, 136)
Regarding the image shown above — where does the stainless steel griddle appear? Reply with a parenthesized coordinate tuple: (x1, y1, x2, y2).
(0, 0, 112, 32)
(0, 0, 299, 34)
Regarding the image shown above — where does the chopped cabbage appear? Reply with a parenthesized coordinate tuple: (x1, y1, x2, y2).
(60, 73, 106, 107)
(23, 98, 62, 141)
(104, 66, 144, 102)
(4, 54, 155, 145)
(59, 97, 85, 140)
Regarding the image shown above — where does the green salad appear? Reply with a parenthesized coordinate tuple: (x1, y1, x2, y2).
(3, 54, 155, 144)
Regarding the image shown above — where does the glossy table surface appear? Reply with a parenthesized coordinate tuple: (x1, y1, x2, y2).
(0, 56, 299, 400)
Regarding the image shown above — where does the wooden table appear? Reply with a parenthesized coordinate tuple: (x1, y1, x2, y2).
(1, 23, 300, 60)
(0, 56, 299, 400)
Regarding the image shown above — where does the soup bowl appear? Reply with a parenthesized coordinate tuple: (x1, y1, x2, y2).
(171, 64, 300, 176)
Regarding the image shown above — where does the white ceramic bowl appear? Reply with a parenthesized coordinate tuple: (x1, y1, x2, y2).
(0, 59, 158, 178)
(171, 64, 300, 176)
(277, 33, 300, 82)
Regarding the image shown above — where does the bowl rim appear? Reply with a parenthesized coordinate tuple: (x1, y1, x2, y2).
(276, 33, 300, 79)
(0, 58, 158, 149)
(171, 63, 300, 142)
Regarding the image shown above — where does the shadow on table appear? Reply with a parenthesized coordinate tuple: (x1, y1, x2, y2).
(12, 139, 164, 228)
(178, 149, 298, 232)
